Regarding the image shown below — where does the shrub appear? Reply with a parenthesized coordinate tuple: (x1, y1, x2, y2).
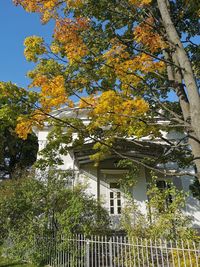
(0, 169, 110, 265)
(121, 175, 198, 241)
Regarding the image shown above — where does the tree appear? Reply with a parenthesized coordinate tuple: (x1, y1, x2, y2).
(13, 1, 200, 181)
(0, 82, 38, 179)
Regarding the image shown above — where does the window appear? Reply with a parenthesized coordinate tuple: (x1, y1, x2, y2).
(156, 180, 166, 190)
(110, 192, 114, 214)
(156, 180, 172, 204)
(109, 184, 122, 215)
(117, 192, 121, 214)
(147, 180, 172, 215)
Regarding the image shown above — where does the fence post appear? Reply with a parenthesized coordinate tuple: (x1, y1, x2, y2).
(109, 238, 113, 267)
(86, 239, 90, 267)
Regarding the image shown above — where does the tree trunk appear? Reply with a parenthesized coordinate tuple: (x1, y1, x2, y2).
(158, 0, 200, 180)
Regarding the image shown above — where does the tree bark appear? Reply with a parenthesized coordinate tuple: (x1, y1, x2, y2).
(158, 0, 200, 180)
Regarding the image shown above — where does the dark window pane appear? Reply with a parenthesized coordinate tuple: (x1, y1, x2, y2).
(110, 183, 120, 189)
(118, 207, 121, 214)
(117, 192, 121, 198)
(110, 207, 114, 214)
(110, 192, 114, 198)
(156, 180, 166, 189)
(110, 200, 114, 206)
(117, 199, 121, 206)
(168, 195, 173, 204)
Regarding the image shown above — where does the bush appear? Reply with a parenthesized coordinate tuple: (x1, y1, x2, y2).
(0, 169, 110, 265)
(121, 175, 198, 241)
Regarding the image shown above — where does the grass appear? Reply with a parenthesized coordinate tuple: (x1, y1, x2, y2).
(0, 251, 37, 267)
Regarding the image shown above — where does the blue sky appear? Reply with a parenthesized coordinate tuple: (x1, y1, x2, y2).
(0, 0, 54, 88)
(0, 1, 198, 102)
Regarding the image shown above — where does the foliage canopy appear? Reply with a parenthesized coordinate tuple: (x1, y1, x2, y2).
(0, 82, 38, 179)
(12, 0, 200, 183)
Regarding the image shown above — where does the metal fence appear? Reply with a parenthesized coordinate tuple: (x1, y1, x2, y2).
(38, 235, 200, 267)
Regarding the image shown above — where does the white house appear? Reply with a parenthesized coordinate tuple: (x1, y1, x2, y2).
(34, 106, 200, 230)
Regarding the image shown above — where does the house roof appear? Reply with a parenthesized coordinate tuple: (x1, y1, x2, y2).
(73, 140, 165, 166)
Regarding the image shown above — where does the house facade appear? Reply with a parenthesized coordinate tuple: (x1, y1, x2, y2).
(34, 107, 200, 230)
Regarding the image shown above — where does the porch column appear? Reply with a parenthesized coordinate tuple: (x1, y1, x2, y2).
(97, 166, 100, 202)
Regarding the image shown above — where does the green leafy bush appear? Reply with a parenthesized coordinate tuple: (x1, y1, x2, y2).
(121, 175, 198, 241)
(0, 170, 110, 265)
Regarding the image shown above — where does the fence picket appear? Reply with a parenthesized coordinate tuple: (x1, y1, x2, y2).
(193, 241, 199, 267)
(144, 239, 149, 267)
(175, 240, 181, 267)
(159, 239, 164, 267)
(149, 239, 154, 267)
